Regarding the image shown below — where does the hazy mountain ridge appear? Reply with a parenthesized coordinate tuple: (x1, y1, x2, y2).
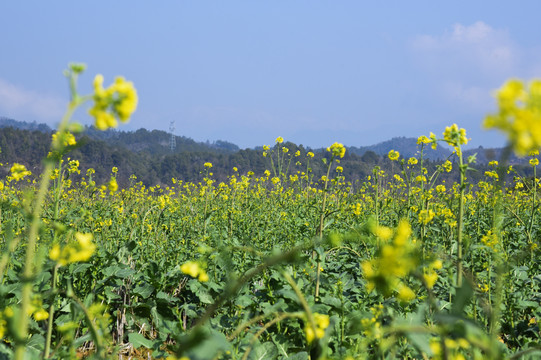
(0, 116, 52, 132)
(347, 136, 453, 160)
(0, 117, 531, 167)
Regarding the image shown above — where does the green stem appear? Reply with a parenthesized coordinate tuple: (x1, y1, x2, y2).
(456, 146, 465, 288)
(315, 157, 334, 299)
(44, 264, 59, 358)
(15, 98, 80, 360)
(282, 271, 318, 343)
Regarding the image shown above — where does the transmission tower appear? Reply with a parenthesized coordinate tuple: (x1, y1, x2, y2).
(169, 121, 176, 151)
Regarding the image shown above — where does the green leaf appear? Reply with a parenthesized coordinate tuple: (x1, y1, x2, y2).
(407, 332, 432, 357)
(134, 283, 155, 299)
(0, 342, 13, 360)
(288, 351, 309, 360)
(26, 334, 45, 358)
(71, 263, 92, 274)
(451, 282, 473, 315)
(128, 332, 154, 349)
(320, 295, 341, 309)
(250, 341, 279, 360)
(235, 294, 253, 308)
(198, 291, 214, 304)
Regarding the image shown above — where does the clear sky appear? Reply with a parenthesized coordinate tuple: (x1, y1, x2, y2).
(1, 1, 540, 149)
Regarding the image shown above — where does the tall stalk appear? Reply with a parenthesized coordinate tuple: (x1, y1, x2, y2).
(315, 157, 334, 299)
(15, 100, 79, 360)
(456, 147, 465, 288)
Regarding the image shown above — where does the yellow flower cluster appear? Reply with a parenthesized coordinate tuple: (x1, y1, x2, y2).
(304, 313, 330, 344)
(388, 150, 400, 161)
(361, 304, 384, 341)
(89, 74, 138, 131)
(418, 209, 435, 225)
(68, 159, 80, 174)
(49, 233, 96, 266)
(52, 131, 76, 149)
(443, 124, 468, 148)
(30, 297, 49, 321)
(484, 79, 541, 156)
(417, 135, 431, 145)
(429, 337, 470, 360)
(423, 259, 442, 289)
(180, 261, 209, 282)
(485, 170, 499, 180)
(108, 177, 118, 193)
(481, 230, 500, 252)
(418, 133, 438, 149)
(361, 220, 419, 301)
(327, 142, 346, 158)
(442, 160, 452, 173)
(275, 136, 284, 144)
(10, 163, 32, 181)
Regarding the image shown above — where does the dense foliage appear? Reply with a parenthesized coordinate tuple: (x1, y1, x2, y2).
(0, 68, 540, 359)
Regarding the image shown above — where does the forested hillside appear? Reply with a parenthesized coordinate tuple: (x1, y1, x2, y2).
(0, 119, 535, 188)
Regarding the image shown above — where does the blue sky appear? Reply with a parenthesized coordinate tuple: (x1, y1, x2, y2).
(1, 1, 541, 149)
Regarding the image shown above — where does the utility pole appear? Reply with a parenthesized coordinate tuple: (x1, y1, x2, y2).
(169, 121, 176, 152)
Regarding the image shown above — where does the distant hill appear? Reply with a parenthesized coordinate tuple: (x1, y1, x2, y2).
(462, 146, 525, 165)
(0, 118, 536, 188)
(83, 127, 240, 155)
(347, 136, 453, 161)
(0, 117, 52, 132)
(0, 117, 239, 155)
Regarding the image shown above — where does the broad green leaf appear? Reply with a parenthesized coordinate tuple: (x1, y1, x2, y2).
(128, 332, 154, 349)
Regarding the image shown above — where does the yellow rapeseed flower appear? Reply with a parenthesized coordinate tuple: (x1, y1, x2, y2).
(34, 308, 49, 321)
(417, 135, 431, 145)
(485, 170, 499, 180)
(484, 79, 541, 156)
(388, 150, 400, 161)
(10, 163, 32, 181)
(180, 261, 209, 282)
(418, 209, 435, 225)
(327, 142, 346, 158)
(304, 313, 330, 344)
(375, 226, 393, 240)
(361, 220, 418, 300)
(108, 177, 118, 193)
(52, 131, 76, 148)
(436, 184, 446, 193)
(443, 124, 469, 147)
(442, 160, 452, 172)
(89, 74, 138, 131)
(50, 233, 96, 266)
